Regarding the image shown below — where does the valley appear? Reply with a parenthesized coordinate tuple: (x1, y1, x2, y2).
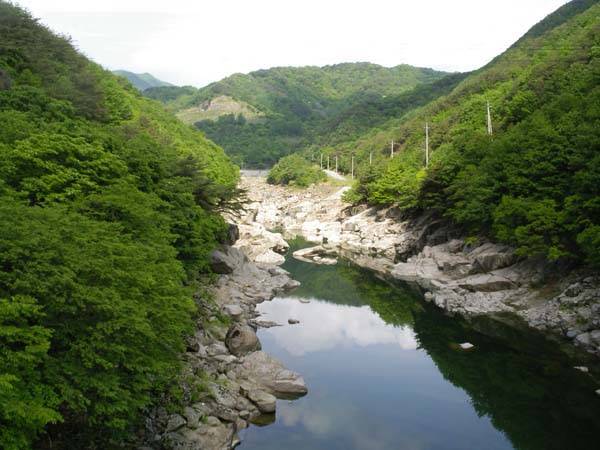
(1, 0, 599, 449)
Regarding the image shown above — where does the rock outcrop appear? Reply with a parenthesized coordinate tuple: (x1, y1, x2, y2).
(234, 223, 289, 265)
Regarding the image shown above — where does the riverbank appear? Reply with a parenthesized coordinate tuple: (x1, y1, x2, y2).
(138, 245, 306, 450)
(235, 176, 600, 358)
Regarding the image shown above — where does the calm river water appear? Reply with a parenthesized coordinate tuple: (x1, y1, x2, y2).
(239, 238, 600, 450)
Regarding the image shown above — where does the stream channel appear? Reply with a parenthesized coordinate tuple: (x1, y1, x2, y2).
(239, 237, 600, 450)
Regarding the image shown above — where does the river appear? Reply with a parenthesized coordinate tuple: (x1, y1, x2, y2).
(238, 237, 600, 450)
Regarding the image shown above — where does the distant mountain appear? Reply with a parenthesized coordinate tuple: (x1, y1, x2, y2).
(146, 62, 448, 167)
(112, 70, 173, 91)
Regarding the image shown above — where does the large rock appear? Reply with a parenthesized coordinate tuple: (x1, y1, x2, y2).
(222, 304, 244, 318)
(234, 223, 289, 265)
(210, 246, 247, 274)
(166, 414, 186, 432)
(183, 406, 203, 429)
(270, 369, 308, 395)
(225, 324, 261, 357)
(293, 245, 337, 265)
(236, 351, 307, 397)
(246, 390, 277, 413)
(575, 332, 592, 346)
(254, 250, 286, 265)
(468, 243, 517, 273)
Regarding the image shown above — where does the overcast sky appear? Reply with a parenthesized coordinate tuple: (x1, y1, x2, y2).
(14, 0, 569, 87)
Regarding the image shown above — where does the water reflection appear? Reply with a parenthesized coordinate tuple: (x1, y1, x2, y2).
(275, 397, 428, 450)
(240, 237, 600, 450)
(257, 296, 417, 355)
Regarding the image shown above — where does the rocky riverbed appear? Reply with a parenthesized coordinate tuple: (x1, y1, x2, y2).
(235, 176, 600, 358)
(138, 245, 306, 450)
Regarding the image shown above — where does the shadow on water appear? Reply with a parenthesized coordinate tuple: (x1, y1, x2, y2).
(414, 312, 600, 450)
(241, 236, 600, 450)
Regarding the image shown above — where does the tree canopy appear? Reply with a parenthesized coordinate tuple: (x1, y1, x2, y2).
(0, 2, 238, 448)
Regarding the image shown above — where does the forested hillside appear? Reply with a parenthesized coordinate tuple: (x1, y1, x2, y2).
(146, 63, 448, 167)
(112, 70, 173, 91)
(343, 0, 600, 267)
(0, 2, 238, 449)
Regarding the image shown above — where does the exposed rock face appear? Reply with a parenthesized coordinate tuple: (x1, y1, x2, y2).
(236, 177, 349, 245)
(138, 245, 306, 450)
(234, 223, 289, 265)
(468, 243, 517, 273)
(210, 246, 247, 274)
(520, 276, 600, 355)
(238, 175, 600, 358)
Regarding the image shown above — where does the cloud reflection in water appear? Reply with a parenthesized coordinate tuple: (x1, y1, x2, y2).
(257, 296, 417, 356)
(275, 397, 428, 450)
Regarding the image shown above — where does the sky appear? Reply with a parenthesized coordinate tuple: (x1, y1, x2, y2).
(13, 0, 569, 88)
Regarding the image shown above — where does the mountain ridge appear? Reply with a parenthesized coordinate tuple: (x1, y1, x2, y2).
(146, 62, 449, 167)
(113, 69, 173, 91)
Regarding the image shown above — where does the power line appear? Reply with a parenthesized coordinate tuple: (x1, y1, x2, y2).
(425, 122, 430, 168)
(487, 101, 493, 136)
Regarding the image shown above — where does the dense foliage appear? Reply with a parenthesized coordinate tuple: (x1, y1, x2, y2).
(0, 3, 238, 449)
(266, 154, 326, 187)
(146, 63, 448, 167)
(345, 0, 600, 267)
(143, 85, 198, 103)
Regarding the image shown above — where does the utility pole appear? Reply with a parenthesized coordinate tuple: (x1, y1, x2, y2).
(369, 151, 372, 165)
(390, 140, 394, 159)
(335, 155, 338, 173)
(425, 122, 430, 168)
(487, 101, 493, 136)
(327, 155, 330, 170)
(351, 155, 354, 179)
(320, 153, 323, 169)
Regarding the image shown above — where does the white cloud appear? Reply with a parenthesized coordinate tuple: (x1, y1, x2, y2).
(13, 0, 569, 86)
